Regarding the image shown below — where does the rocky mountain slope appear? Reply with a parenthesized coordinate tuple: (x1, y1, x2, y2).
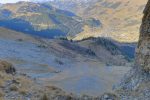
(0, 27, 132, 97)
(0, 60, 121, 100)
(50, 0, 147, 42)
(1, 0, 146, 42)
(114, 0, 150, 99)
(0, 1, 101, 38)
(76, 37, 134, 65)
(0, 27, 133, 66)
(0, 1, 149, 100)
(135, 0, 150, 71)
(0, 60, 80, 100)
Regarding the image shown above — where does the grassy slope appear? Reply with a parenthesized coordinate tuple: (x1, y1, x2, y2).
(51, 0, 147, 42)
(0, 2, 84, 38)
(0, 27, 39, 43)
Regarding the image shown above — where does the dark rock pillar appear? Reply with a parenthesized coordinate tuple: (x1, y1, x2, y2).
(135, 0, 150, 71)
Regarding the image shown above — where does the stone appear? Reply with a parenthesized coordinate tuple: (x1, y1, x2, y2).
(135, 0, 150, 71)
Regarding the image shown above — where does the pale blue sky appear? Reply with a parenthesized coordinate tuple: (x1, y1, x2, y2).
(0, 0, 30, 3)
(0, 0, 53, 4)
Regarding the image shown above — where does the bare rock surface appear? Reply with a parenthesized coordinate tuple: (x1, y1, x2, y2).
(135, 0, 150, 71)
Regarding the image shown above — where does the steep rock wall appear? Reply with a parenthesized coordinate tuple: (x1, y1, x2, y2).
(116, 1, 150, 99)
(135, 0, 150, 71)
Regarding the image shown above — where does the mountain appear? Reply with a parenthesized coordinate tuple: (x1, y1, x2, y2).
(0, 1, 101, 39)
(0, 1, 149, 99)
(0, 27, 132, 97)
(76, 37, 135, 65)
(0, 27, 40, 43)
(50, 0, 147, 42)
(0, 27, 133, 66)
(115, 1, 150, 99)
(0, 0, 146, 42)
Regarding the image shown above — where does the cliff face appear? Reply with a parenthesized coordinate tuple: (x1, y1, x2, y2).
(135, 0, 150, 71)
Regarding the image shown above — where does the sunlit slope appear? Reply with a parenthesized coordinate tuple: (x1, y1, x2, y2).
(0, 1, 102, 38)
(50, 0, 147, 42)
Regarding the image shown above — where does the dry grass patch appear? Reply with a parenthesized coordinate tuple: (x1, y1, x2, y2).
(0, 89, 4, 97)
(18, 87, 28, 95)
(0, 60, 16, 74)
(41, 93, 49, 100)
(0, 72, 13, 87)
(0, 79, 5, 88)
(10, 84, 18, 91)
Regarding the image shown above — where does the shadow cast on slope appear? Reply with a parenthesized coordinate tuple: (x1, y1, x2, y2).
(0, 19, 67, 38)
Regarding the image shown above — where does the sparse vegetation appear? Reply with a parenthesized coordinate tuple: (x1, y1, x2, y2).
(37, 44, 48, 48)
(10, 84, 18, 91)
(18, 88, 28, 95)
(0, 78, 5, 88)
(41, 93, 49, 100)
(51, 0, 146, 42)
(100, 93, 119, 100)
(16, 38, 23, 42)
(59, 37, 68, 41)
(0, 1, 97, 39)
(55, 58, 64, 65)
(0, 0, 149, 100)
(0, 60, 16, 74)
(0, 90, 4, 97)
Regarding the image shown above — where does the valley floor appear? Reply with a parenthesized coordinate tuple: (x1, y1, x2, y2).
(0, 38, 131, 96)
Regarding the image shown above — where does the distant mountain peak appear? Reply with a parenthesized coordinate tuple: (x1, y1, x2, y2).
(0, 1, 101, 39)
(49, 0, 147, 42)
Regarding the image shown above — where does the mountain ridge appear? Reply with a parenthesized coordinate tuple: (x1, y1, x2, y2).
(49, 0, 147, 42)
(0, 1, 102, 39)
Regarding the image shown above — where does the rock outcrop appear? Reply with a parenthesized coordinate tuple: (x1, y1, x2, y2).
(116, 0, 150, 99)
(135, 0, 150, 71)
